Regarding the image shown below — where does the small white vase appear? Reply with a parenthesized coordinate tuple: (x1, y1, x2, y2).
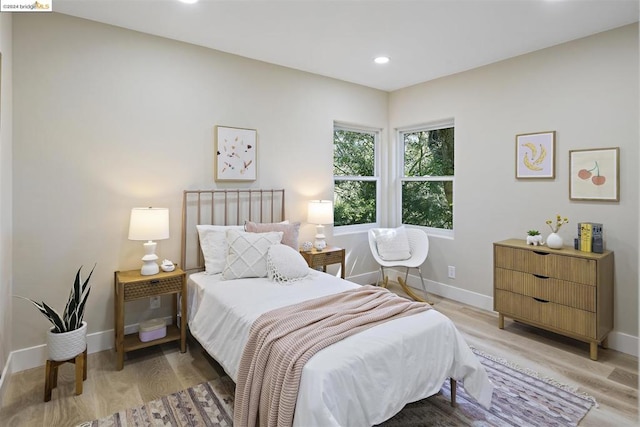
(47, 321, 87, 361)
(546, 232, 564, 249)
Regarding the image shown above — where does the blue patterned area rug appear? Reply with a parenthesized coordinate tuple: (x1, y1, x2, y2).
(79, 348, 595, 427)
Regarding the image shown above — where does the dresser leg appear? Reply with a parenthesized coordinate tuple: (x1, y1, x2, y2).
(601, 336, 609, 349)
(589, 342, 598, 361)
(498, 313, 504, 329)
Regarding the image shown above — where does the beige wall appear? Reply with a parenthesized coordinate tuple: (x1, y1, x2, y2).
(10, 13, 638, 357)
(389, 24, 639, 340)
(0, 12, 13, 379)
(11, 13, 387, 351)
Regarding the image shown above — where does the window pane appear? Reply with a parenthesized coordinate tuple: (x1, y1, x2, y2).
(402, 181, 453, 229)
(334, 129, 375, 177)
(403, 127, 454, 177)
(334, 180, 376, 226)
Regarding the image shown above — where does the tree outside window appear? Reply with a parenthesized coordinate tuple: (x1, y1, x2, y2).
(400, 124, 454, 230)
(333, 126, 379, 227)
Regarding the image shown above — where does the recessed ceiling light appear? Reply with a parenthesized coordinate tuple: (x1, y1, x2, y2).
(374, 56, 390, 64)
(178, 0, 198, 4)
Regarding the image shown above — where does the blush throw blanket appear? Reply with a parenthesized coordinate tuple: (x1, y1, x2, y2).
(234, 285, 431, 427)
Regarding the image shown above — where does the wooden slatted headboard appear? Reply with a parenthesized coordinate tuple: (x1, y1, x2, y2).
(180, 189, 285, 274)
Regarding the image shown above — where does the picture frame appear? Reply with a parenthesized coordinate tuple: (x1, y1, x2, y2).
(515, 131, 555, 179)
(214, 126, 257, 182)
(569, 147, 619, 201)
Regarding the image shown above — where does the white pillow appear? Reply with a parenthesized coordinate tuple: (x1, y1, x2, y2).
(196, 225, 244, 274)
(372, 226, 412, 261)
(222, 230, 283, 279)
(267, 244, 309, 284)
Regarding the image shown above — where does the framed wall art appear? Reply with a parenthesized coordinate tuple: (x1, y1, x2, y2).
(569, 147, 619, 201)
(515, 131, 555, 179)
(214, 126, 257, 182)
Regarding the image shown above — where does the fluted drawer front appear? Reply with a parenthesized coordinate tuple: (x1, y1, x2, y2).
(495, 290, 596, 338)
(494, 246, 596, 285)
(495, 268, 595, 312)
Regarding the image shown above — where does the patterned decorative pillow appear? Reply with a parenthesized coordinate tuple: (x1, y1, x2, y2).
(372, 226, 412, 261)
(244, 221, 300, 249)
(196, 225, 244, 274)
(267, 244, 309, 284)
(222, 229, 283, 279)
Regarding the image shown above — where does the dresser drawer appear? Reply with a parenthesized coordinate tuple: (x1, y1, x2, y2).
(123, 275, 184, 300)
(495, 290, 596, 338)
(495, 268, 596, 312)
(494, 246, 596, 285)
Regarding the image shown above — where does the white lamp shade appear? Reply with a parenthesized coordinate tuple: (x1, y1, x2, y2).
(308, 200, 334, 225)
(128, 207, 170, 241)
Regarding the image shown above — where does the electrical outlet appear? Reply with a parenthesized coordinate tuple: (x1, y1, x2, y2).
(448, 266, 456, 279)
(150, 296, 161, 309)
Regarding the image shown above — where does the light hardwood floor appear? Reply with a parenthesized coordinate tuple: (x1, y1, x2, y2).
(1, 283, 637, 426)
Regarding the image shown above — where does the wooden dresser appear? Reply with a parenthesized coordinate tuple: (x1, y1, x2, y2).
(493, 239, 614, 360)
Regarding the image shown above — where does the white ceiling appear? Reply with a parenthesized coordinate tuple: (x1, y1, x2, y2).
(55, 0, 639, 92)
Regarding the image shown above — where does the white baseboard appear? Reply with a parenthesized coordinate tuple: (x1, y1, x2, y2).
(349, 269, 638, 358)
(3, 275, 637, 382)
(6, 316, 174, 375)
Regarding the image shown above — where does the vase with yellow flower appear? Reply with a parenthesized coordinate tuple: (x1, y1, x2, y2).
(546, 214, 569, 249)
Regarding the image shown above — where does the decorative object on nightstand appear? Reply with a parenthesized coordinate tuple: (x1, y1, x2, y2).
(114, 267, 187, 370)
(301, 241, 313, 252)
(300, 246, 345, 279)
(308, 200, 333, 251)
(545, 214, 569, 249)
(128, 207, 170, 275)
(161, 259, 176, 272)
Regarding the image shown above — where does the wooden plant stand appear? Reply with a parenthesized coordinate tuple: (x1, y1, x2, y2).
(44, 348, 87, 402)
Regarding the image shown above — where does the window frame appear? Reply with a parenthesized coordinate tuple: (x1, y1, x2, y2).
(333, 122, 381, 234)
(397, 119, 455, 238)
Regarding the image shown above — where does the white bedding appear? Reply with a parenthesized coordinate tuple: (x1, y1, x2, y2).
(188, 270, 493, 427)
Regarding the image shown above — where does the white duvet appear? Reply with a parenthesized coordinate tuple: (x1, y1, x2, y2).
(188, 270, 493, 427)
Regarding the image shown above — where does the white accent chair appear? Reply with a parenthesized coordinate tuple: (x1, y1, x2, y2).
(368, 227, 432, 303)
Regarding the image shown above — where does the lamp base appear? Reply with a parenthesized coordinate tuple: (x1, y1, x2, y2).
(314, 225, 327, 251)
(140, 261, 159, 276)
(140, 240, 160, 275)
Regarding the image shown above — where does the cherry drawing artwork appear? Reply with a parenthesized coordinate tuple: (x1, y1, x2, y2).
(578, 161, 606, 186)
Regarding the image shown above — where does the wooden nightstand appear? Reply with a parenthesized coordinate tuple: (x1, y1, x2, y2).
(300, 246, 345, 279)
(113, 268, 187, 370)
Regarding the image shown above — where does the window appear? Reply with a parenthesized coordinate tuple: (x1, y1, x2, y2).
(399, 121, 454, 232)
(333, 124, 379, 228)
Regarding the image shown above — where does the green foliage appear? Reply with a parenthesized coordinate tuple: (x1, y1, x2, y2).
(402, 128, 454, 229)
(333, 129, 376, 226)
(332, 126, 454, 229)
(17, 265, 95, 333)
(527, 230, 541, 236)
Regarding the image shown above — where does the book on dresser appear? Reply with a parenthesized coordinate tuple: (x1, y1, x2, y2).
(493, 239, 614, 361)
(577, 222, 604, 253)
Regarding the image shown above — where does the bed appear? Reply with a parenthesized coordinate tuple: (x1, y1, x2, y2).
(181, 189, 493, 427)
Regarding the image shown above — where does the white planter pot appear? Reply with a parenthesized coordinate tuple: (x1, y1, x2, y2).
(47, 321, 87, 361)
(546, 232, 564, 249)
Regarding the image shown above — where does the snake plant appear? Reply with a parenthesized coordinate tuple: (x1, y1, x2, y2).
(18, 265, 95, 333)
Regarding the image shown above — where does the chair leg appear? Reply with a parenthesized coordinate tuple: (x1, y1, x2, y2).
(416, 267, 434, 305)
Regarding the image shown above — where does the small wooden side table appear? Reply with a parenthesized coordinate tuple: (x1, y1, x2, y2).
(44, 349, 87, 402)
(114, 268, 187, 370)
(300, 246, 345, 279)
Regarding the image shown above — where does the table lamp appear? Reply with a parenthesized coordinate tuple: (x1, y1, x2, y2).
(307, 200, 333, 251)
(128, 207, 170, 275)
